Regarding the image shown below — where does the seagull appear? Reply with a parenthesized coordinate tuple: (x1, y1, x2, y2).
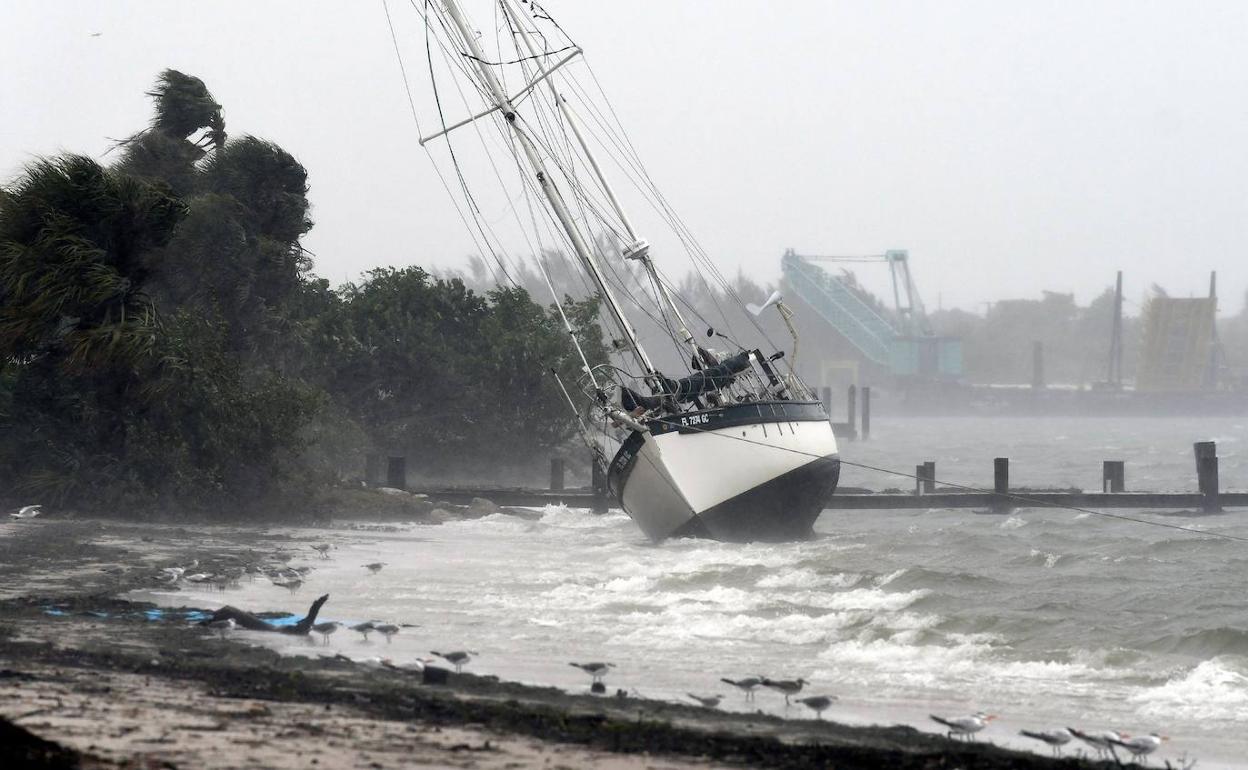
(795, 695, 837, 719)
(432, 650, 476, 673)
(374, 623, 400, 643)
(720, 676, 762, 700)
(185, 573, 212, 583)
(159, 567, 185, 582)
(569, 662, 615, 682)
(312, 621, 340, 646)
(1110, 733, 1167, 763)
(351, 621, 375, 641)
(761, 677, 808, 704)
(1068, 728, 1125, 759)
(686, 693, 722, 708)
(206, 618, 236, 638)
(1020, 728, 1073, 757)
(930, 712, 996, 741)
(311, 544, 332, 559)
(364, 562, 386, 574)
(10, 505, 43, 520)
(273, 578, 303, 593)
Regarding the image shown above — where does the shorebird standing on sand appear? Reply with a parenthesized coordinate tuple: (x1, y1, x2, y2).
(10, 505, 43, 520)
(795, 695, 838, 720)
(1067, 728, 1124, 759)
(1019, 728, 1073, 757)
(930, 712, 996, 741)
(569, 661, 615, 682)
(364, 562, 386, 574)
(1110, 733, 1166, 763)
(351, 621, 375, 641)
(432, 650, 476, 672)
(686, 693, 722, 708)
(312, 621, 340, 646)
(761, 677, 809, 704)
(311, 544, 332, 559)
(720, 676, 762, 701)
(374, 623, 400, 643)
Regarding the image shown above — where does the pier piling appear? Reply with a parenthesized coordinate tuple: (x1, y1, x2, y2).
(915, 462, 937, 495)
(386, 456, 407, 490)
(993, 457, 1010, 512)
(1102, 461, 1126, 493)
(1194, 441, 1221, 512)
(550, 457, 566, 491)
(590, 456, 609, 514)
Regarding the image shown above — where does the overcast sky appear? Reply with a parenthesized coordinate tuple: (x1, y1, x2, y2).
(4, 1, 1246, 314)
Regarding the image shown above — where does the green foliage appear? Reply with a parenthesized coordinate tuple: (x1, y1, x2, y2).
(0, 155, 182, 370)
(147, 70, 224, 142)
(0, 68, 610, 514)
(116, 69, 227, 196)
(323, 268, 607, 473)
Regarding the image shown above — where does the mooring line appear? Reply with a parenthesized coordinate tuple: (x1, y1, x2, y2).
(644, 416, 1248, 544)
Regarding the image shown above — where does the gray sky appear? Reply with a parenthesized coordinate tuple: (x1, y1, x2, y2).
(4, 1, 1246, 314)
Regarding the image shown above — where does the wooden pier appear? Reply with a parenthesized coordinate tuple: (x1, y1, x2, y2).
(403, 441, 1242, 514)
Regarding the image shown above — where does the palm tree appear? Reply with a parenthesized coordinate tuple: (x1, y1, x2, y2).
(114, 70, 227, 194)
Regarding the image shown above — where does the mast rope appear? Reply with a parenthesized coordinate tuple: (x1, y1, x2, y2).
(461, 44, 577, 66)
(383, 0, 508, 287)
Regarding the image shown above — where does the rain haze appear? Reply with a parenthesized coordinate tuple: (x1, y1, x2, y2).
(4, 1, 1247, 311)
(3, 2, 1248, 769)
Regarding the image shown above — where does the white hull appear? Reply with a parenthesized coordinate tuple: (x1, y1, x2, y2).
(609, 402, 840, 542)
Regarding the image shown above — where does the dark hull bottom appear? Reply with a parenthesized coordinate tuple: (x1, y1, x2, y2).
(672, 455, 841, 543)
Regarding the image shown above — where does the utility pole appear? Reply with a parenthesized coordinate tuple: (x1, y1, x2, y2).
(1107, 271, 1124, 388)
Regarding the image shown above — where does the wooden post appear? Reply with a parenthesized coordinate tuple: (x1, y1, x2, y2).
(993, 457, 1009, 512)
(923, 461, 936, 494)
(591, 455, 609, 514)
(365, 454, 382, 486)
(1032, 341, 1045, 390)
(820, 386, 833, 419)
(550, 457, 566, 491)
(861, 386, 871, 440)
(847, 385, 857, 437)
(386, 456, 406, 489)
(1194, 441, 1220, 512)
(1102, 460, 1125, 493)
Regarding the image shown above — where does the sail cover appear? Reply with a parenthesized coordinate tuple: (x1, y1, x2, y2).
(621, 351, 752, 411)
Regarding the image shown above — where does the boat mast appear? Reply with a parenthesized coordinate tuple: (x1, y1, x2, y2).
(440, 0, 657, 381)
(500, 0, 701, 361)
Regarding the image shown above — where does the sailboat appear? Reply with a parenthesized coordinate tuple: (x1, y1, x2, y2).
(400, 0, 840, 542)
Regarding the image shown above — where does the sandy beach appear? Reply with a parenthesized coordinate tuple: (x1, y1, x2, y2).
(0, 514, 1135, 769)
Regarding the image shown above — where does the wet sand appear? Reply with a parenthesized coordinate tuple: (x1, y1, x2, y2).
(0, 517, 1117, 769)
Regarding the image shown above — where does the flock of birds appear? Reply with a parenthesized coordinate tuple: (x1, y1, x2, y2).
(15, 517, 1174, 767)
(928, 713, 1168, 762)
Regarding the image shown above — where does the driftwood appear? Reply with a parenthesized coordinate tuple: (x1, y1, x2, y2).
(201, 594, 329, 634)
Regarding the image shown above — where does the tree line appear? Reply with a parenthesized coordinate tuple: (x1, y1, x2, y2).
(0, 70, 606, 517)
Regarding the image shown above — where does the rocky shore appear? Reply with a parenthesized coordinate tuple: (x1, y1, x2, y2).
(0, 511, 1121, 769)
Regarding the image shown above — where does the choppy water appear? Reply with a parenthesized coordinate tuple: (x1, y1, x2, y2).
(138, 417, 1248, 767)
